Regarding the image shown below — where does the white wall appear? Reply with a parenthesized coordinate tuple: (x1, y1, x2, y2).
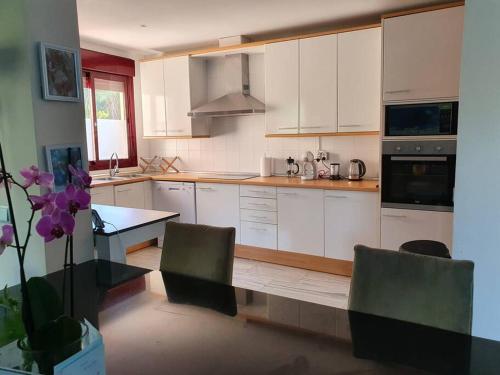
(453, 0, 500, 340)
(149, 54, 380, 177)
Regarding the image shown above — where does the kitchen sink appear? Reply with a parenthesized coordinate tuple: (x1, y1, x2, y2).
(93, 176, 128, 181)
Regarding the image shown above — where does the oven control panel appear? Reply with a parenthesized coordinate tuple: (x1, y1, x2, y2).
(382, 140, 457, 155)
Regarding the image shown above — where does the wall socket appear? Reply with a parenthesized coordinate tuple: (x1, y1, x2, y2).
(0, 206, 9, 223)
(316, 150, 329, 161)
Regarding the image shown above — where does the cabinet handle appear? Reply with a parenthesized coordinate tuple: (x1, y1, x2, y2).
(168, 129, 185, 133)
(382, 214, 407, 219)
(91, 192, 102, 195)
(248, 202, 270, 207)
(116, 189, 132, 193)
(249, 215, 268, 220)
(384, 89, 411, 94)
(325, 195, 348, 199)
(249, 227, 267, 232)
(248, 190, 272, 194)
(198, 187, 214, 191)
(339, 124, 362, 128)
(278, 126, 298, 130)
(279, 192, 298, 196)
(300, 126, 322, 129)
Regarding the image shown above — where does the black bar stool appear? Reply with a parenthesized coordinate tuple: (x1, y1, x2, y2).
(399, 240, 451, 259)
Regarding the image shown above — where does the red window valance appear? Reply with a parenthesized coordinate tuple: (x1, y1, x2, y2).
(81, 49, 135, 77)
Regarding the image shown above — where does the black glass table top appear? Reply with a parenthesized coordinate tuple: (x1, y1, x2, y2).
(6, 261, 500, 375)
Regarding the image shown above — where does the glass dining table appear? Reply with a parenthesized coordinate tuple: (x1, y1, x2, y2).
(2, 260, 500, 375)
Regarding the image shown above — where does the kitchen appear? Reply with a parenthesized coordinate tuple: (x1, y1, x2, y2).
(6, 0, 500, 373)
(85, 1, 462, 280)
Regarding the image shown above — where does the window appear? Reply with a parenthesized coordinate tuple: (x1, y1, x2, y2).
(81, 50, 137, 171)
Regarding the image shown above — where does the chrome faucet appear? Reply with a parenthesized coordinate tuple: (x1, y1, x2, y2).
(109, 152, 119, 177)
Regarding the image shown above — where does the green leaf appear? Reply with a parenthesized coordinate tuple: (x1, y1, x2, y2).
(25, 277, 63, 332)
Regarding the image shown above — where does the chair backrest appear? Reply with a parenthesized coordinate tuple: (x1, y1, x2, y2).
(160, 221, 235, 285)
(349, 245, 474, 334)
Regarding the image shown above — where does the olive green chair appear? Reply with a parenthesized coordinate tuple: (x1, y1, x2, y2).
(349, 245, 474, 334)
(160, 221, 235, 285)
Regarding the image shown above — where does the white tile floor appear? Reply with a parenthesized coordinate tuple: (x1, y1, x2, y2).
(127, 246, 351, 309)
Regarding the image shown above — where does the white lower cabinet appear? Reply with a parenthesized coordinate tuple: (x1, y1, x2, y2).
(381, 208, 453, 251)
(277, 188, 324, 256)
(196, 183, 240, 243)
(90, 185, 115, 206)
(241, 221, 277, 249)
(114, 182, 146, 209)
(324, 191, 380, 261)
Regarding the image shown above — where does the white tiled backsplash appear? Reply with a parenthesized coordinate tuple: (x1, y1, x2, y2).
(148, 117, 380, 178)
(147, 53, 380, 178)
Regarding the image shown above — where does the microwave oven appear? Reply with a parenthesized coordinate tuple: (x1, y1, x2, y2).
(385, 102, 458, 137)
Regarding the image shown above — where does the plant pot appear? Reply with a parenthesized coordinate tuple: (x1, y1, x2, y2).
(17, 320, 89, 375)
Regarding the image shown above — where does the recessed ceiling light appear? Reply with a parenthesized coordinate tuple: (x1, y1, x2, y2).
(140, 24, 147, 28)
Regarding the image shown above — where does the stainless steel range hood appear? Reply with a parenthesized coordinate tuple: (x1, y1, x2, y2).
(188, 53, 265, 118)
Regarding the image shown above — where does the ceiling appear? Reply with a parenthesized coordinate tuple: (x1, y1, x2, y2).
(77, 0, 454, 56)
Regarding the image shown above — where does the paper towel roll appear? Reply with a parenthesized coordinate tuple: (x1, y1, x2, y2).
(260, 155, 272, 177)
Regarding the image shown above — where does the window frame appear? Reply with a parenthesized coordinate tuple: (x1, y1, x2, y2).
(83, 69, 138, 171)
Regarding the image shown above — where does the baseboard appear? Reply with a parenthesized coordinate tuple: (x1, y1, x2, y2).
(126, 239, 158, 254)
(235, 245, 353, 277)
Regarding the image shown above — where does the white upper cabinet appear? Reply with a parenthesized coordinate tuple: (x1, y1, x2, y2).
(140, 59, 167, 137)
(338, 28, 381, 132)
(383, 6, 464, 102)
(300, 34, 338, 134)
(164, 56, 209, 137)
(265, 40, 300, 134)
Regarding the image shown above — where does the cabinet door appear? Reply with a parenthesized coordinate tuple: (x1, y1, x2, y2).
(241, 221, 277, 249)
(383, 6, 464, 102)
(338, 28, 381, 132)
(277, 188, 324, 256)
(114, 182, 145, 209)
(90, 186, 115, 206)
(140, 60, 167, 137)
(196, 183, 240, 243)
(324, 191, 380, 261)
(299, 35, 338, 134)
(265, 40, 299, 134)
(164, 56, 192, 136)
(381, 208, 453, 251)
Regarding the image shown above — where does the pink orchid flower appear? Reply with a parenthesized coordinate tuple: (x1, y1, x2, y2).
(20, 166, 54, 188)
(35, 208, 75, 242)
(68, 165, 92, 188)
(30, 192, 56, 215)
(0, 224, 14, 255)
(55, 184, 91, 215)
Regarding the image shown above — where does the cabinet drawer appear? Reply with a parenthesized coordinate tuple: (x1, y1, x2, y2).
(241, 221, 277, 250)
(240, 209, 277, 225)
(240, 185, 277, 199)
(240, 197, 277, 212)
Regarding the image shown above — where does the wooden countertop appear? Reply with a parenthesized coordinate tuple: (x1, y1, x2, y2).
(91, 173, 379, 192)
(152, 173, 379, 192)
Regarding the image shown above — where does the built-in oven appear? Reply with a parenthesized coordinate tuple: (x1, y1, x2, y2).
(385, 102, 458, 137)
(381, 140, 456, 212)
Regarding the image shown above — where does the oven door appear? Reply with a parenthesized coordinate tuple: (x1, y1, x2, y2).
(382, 155, 455, 211)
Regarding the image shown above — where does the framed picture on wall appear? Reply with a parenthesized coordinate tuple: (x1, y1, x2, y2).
(45, 144, 84, 192)
(39, 42, 82, 102)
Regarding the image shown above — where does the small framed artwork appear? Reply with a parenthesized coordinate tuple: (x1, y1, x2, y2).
(45, 144, 84, 192)
(39, 42, 82, 102)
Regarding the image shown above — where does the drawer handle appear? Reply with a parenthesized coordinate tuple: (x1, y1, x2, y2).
(339, 124, 362, 128)
(249, 215, 268, 220)
(279, 192, 298, 196)
(248, 190, 272, 194)
(249, 227, 267, 232)
(249, 202, 270, 207)
(384, 89, 411, 94)
(278, 126, 298, 130)
(117, 189, 132, 193)
(382, 214, 407, 218)
(325, 195, 348, 199)
(300, 126, 322, 129)
(91, 192, 102, 195)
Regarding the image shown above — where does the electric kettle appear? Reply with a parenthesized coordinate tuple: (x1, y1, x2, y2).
(348, 159, 366, 181)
